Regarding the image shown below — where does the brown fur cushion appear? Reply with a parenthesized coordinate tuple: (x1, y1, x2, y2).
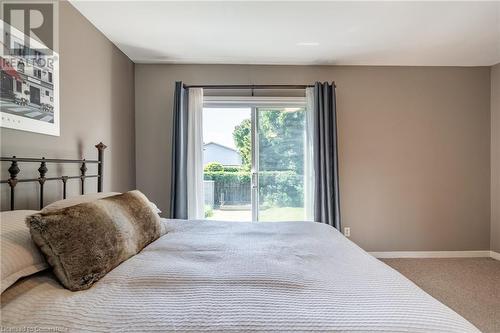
(26, 190, 162, 291)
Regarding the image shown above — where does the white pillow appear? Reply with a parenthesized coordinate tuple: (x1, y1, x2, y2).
(1, 210, 49, 293)
(42, 192, 121, 212)
(42, 192, 162, 214)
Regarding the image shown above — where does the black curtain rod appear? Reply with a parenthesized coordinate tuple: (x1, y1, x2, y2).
(182, 84, 318, 90)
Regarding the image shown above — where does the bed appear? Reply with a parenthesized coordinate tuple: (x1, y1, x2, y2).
(0, 144, 480, 332)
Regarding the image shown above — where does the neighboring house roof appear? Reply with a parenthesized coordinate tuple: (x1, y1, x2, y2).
(203, 142, 238, 152)
(203, 142, 242, 166)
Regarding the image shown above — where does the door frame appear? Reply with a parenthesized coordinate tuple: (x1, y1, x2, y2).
(251, 106, 258, 220)
(203, 96, 306, 221)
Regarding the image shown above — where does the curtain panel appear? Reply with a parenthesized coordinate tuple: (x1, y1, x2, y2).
(304, 88, 316, 221)
(170, 82, 188, 219)
(170, 81, 204, 219)
(312, 82, 341, 230)
(186, 88, 205, 219)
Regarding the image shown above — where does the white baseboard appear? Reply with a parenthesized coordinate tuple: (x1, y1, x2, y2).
(370, 250, 492, 259)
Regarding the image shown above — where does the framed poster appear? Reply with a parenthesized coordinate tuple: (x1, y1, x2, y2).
(0, 23, 60, 136)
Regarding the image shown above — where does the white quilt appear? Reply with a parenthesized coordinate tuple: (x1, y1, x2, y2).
(1, 219, 479, 332)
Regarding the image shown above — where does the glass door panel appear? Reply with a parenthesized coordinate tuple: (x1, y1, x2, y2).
(202, 107, 252, 221)
(256, 107, 309, 222)
(202, 102, 312, 222)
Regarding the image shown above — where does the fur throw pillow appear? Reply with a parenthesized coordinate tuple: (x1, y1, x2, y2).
(26, 190, 162, 291)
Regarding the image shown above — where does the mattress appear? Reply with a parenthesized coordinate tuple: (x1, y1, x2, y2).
(1, 219, 479, 332)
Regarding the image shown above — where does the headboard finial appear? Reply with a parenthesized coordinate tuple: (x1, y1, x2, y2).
(7, 160, 20, 210)
(80, 160, 87, 195)
(38, 158, 48, 179)
(95, 142, 106, 192)
(38, 158, 48, 209)
(8, 161, 20, 180)
(95, 142, 107, 151)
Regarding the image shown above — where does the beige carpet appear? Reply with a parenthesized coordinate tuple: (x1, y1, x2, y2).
(383, 258, 500, 333)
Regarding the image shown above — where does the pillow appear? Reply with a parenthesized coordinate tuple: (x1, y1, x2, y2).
(26, 190, 162, 291)
(41, 192, 121, 212)
(42, 192, 162, 215)
(149, 201, 162, 214)
(1, 210, 48, 293)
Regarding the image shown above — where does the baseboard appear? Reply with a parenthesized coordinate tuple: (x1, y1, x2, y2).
(370, 250, 491, 259)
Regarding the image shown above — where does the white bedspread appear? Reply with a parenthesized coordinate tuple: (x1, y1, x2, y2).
(1, 220, 479, 332)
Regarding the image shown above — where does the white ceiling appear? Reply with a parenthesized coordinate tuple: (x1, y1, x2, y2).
(70, 1, 500, 66)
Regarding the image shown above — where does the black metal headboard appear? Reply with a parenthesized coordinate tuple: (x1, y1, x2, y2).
(0, 142, 107, 210)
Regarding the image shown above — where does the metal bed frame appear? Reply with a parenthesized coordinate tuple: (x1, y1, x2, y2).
(0, 142, 106, 210)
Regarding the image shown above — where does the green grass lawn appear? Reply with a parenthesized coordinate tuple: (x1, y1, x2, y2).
(259, 207, 305, 221)
(209, 206, 305, 222)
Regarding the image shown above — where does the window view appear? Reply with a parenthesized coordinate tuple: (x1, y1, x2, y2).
(203, 108, 252, 221)
(257, 107, 307, 221)
(203, 103, 312, 222)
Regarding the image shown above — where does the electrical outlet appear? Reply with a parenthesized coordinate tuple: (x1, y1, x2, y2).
(343, 227, 351, 237)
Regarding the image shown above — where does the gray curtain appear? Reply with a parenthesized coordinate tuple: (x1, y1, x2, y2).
(313, 82, 341, 230)
(170, 81, 189, 219)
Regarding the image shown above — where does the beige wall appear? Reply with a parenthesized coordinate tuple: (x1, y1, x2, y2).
(0, 1, 135, 210)
(491, 63, 500, 253)
(135, 64, 491, 252)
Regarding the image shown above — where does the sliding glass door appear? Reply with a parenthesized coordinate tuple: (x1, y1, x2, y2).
(256, 106, 309, 221)
(203, 98, 313, 222)
(203, 107, 252, 221)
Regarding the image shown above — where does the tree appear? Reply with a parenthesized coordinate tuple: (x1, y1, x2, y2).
(258, 109, 305, 174)
(229, 109, 307, 207)
(232, 109, 305, 173)
(233, 119, 252, 170)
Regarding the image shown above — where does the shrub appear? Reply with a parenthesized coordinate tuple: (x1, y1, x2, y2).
(204, 205, 214, 218)
(222, 166, 241, 173)
(204, 171, 251, 183)
(204, 162, 224, 172)
(203, 170, 303, 207)
(259, 171, 303, 207)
